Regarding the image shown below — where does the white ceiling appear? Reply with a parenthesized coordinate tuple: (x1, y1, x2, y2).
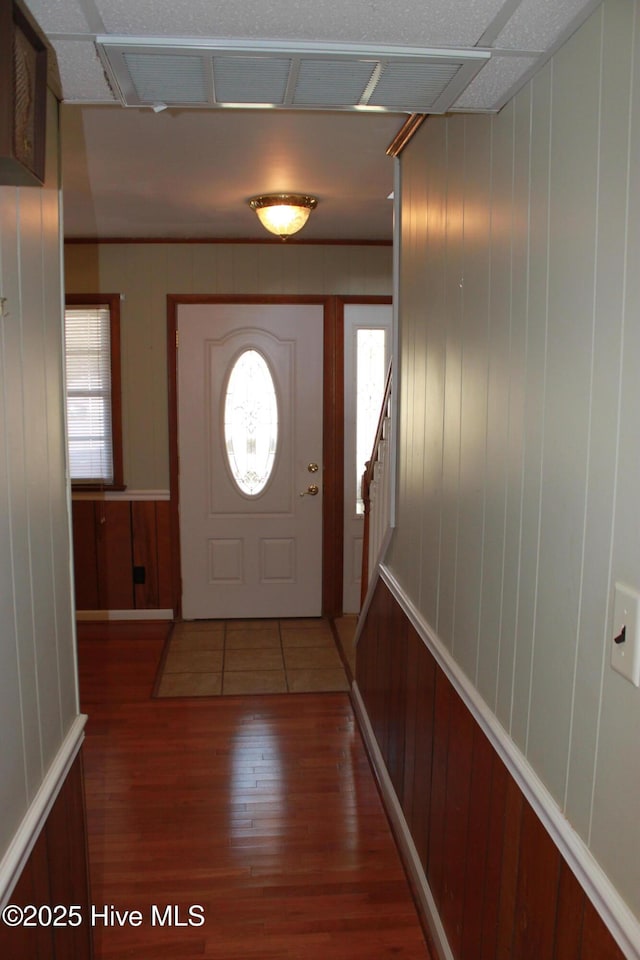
(23, 0, 601, 241)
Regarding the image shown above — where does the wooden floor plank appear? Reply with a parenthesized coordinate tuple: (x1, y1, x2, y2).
(78, 636, 433, 959)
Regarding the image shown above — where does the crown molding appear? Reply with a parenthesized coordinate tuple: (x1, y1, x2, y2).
(386, 113, 426, 157)
(63, 236, 392, 246)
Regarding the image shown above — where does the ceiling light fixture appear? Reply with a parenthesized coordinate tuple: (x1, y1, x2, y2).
(249, 194, 318, 240)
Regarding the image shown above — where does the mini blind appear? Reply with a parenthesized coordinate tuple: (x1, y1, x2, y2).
(64, 304, 114, 483)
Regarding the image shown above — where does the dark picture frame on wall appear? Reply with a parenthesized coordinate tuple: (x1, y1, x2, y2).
(0, 0, 48, 187)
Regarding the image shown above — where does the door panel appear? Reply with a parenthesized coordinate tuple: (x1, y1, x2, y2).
(178, 303, 323, 619)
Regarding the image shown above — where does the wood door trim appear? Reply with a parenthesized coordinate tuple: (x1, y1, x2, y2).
(167, 294, 343, 618)
(322, 296, 342, 617)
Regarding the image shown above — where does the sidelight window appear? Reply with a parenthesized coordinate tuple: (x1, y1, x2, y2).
(355, 328, 387, 513)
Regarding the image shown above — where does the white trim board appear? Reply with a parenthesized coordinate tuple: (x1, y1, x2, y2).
(0, 715, 87, 909)
(377, 564, 640, 960)
(76, 609, 173, 621)
(72, 489, 170, 501)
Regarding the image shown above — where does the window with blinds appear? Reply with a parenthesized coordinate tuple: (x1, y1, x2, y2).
(64, 295, 122, 487)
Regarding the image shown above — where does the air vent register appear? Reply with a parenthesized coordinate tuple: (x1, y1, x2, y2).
(96, 37, 490, 113)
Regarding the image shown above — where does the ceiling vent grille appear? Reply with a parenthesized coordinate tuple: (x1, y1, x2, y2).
(213, 57, 291, 104)
(97, 38, 490, 113)
(122, 53, 206, 104)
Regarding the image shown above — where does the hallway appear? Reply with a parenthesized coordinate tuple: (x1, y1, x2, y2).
(78, 632, 433, 959)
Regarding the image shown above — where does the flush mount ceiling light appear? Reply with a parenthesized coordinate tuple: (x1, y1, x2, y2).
(249, 194, 318, 240)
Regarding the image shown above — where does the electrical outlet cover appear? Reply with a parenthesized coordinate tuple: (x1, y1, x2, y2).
(611, 582, 640, 687)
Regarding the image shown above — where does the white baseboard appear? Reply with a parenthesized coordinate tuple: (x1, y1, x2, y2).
(0, 715, 87, 909)
(76, 609, 173, 621)
(377, 564, 640, 960)
(72, 489, 170, 501)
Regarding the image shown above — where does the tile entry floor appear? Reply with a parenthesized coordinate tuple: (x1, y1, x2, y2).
(156, 617, 352, 697)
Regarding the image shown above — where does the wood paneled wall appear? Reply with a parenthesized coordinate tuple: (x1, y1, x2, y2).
(1, 89, 83, 899)
(388, 0, 640, 919)
(0, 753, 93, 960)
(72, 499, 172, 611)
(356, 579, 626, 960)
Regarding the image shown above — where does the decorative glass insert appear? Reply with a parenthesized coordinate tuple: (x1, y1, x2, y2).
(356, 328, 387, 514)
(224, 349, 278, 496)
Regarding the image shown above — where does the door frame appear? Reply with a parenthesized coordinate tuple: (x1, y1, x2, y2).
(168, 294, 345, 618)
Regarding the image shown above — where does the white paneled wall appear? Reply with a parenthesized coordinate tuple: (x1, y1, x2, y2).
(388, 0, 640, 919)
(65, 242, 392, 489)
(0, 93, 80, 885)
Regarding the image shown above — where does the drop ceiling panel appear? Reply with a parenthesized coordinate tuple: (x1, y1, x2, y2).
(451, 54, 539, 110)
(91, 0, 508, 48)
(493, 0, 599, 50)
(22, 0, 94, 33)
(97, 38, 491, 113)
(52, 39, 115, 101)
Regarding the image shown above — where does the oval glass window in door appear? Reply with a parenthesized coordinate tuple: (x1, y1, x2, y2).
(223, 349, 279, 496)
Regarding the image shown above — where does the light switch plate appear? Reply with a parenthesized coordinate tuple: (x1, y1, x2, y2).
(611, 582, 640, 687)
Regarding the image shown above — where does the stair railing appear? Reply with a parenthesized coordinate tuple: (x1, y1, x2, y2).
(360, 363, 393, 608)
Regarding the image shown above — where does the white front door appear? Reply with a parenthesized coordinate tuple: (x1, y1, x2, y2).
(178, 303, 324, 619)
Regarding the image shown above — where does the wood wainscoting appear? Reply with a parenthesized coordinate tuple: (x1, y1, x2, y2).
(0, 752, 93, 960)
(72, 497, 172, 613)
(355, 578, 627, 960)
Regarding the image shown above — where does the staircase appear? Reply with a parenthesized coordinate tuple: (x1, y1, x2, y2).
(360, 363, 393, 608)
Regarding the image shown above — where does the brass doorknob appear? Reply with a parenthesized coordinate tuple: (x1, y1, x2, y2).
(300, 484, 319, 497)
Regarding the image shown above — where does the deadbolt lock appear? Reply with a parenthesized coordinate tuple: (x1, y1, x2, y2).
(307, 462, 319, 473)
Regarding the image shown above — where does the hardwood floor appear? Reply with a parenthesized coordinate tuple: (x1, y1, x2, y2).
(78, 634, 433, 959)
